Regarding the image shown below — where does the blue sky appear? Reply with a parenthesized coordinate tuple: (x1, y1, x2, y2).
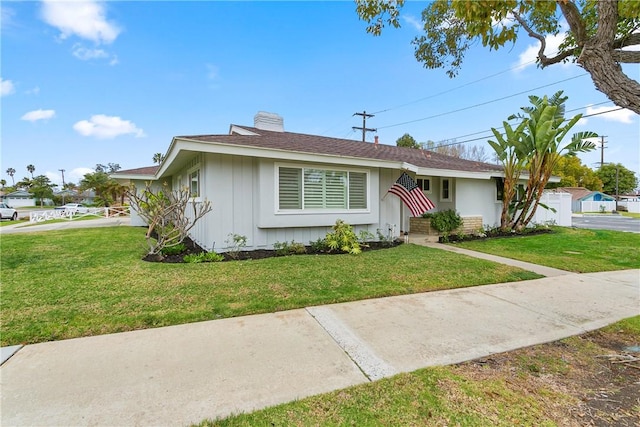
(2, 1, 638, 187)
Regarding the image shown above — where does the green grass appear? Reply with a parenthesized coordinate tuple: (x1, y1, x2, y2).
(453, 227, 640, 272)
(0, 227, 540, 346)
(197, 367, 560, 427)
(0, 219, 28, 227)
(620, 212, 640, 219)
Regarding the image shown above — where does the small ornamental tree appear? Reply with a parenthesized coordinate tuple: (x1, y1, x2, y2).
(127, 182, 212, 259)
(489, 91, 597, 231)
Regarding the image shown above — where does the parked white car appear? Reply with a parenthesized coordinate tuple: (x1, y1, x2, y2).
(56, 203, 89, 214)
(0, 203, 18, 220)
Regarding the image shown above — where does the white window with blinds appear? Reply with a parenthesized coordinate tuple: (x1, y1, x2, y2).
(277, 165, 368, 211)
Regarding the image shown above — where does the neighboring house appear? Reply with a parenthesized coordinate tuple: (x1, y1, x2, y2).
(1, 190, 36, 208)
(556, 187, 616, 212)
(113, 112, 550, 252)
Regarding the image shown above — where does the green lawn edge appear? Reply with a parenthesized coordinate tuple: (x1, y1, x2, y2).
(451, 226, 640, 273)
(1, 226, 541, 346)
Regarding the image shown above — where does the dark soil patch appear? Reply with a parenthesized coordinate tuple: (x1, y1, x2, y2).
(144, 238, 403, 263)
(442, 226, 554, 243)
(456, 326, 640, 426)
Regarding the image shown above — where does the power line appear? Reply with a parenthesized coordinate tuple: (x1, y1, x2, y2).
(426, 105, 622, 149)
(320, 58, 541, 138)
(439, 100, 615, 142)
(377, 73, 589, 130)
(370, 58, 541, 115)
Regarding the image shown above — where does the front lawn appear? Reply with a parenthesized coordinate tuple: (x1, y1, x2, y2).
(0, 227, 540, 346)
(453, 227, 640, 272)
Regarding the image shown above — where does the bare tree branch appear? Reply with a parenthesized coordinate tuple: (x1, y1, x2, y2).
(511, 11, 576, 67)
(127, 182, 212, 258)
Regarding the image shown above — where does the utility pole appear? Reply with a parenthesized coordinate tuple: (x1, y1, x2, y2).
(599, 136, 607, 167)
(59, 169, 66, 187)
(352, 111, 376, 143)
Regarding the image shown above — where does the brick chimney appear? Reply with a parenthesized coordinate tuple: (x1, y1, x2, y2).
(374, 135, 379, 145)
(254, 112, 284, 132)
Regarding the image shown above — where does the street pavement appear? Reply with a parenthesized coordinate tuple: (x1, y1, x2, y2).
(572, 213, 640, 233)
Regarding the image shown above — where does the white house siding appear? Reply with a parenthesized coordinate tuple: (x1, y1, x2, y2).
(378, 168, 402, 238)
(184, 154, 402, 252)
(454, 178, 501, 228)
(129, 179, 169, 227)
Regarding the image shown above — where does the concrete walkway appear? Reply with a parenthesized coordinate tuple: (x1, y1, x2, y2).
(2, 264, 638, 426)
(0, 216, 130, 234)
(421, 242, 569, 277)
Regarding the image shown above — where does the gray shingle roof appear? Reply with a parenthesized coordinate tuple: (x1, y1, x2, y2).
(177, 126, 502, 174)
(114, 166, 160, 176)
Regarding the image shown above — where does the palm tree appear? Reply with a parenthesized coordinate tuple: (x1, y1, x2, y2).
(152, 153, 164, 164)
(26, 164, 35, 178)
(6, 168, 15, 185)
(496, 91, 597, 231)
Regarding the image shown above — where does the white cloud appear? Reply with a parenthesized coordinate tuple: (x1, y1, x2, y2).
(1, 78, 15, 96)
(585, 105, 636, 124)
(47, 167, 94, 186)
(40, 0, 120, 44)
(72, 44, 109, 60)
(21, 109, 56, 122)
(1, 7, 16, 32)
(514, 32, 569, 71)
(69, 167, 95, 183)
(402, 15, 422, 32)
(73, 114, 146, 139)
(26, 86, 41, 95)
(71, 44, 118, 65)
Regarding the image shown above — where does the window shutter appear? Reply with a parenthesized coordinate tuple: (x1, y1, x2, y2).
(348, 172, 367, 209)
(325, 171, 347, 208)
(279, 167, 301, 209)
(304, 169, 324, 208)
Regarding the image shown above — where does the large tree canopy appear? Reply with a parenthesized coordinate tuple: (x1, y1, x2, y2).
(548, 154, 603, 190)
(396, 133, 420, 148)
(356, 0, 640, 114)
(595, 163, 638, 195)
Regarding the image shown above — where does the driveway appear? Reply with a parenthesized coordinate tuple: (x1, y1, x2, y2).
(572, 214, 640, 233)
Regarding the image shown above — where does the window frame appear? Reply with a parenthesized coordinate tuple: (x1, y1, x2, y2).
(440, 178, 452, 202)
(275, 163, 369, 213)
(416, 177, 432, 194)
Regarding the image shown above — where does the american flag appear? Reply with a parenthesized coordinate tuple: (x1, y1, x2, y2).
(388, 172, 435, 217)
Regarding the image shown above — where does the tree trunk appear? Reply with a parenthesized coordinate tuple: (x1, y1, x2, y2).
(560, 0, 640, 114)
(579, 42, 640, 115)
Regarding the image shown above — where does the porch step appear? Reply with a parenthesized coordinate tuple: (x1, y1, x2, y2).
(407, 234, 439, 245)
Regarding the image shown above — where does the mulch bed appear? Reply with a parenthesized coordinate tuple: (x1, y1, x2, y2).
(145, 238, 403, 263)
(442, 227, 554, 243)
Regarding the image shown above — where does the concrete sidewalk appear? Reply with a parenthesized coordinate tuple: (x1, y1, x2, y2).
(0, 216, 131, 234)
(2, 268, 638, 426)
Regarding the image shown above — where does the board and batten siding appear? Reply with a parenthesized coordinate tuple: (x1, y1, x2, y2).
(181, 154, 403, 252)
